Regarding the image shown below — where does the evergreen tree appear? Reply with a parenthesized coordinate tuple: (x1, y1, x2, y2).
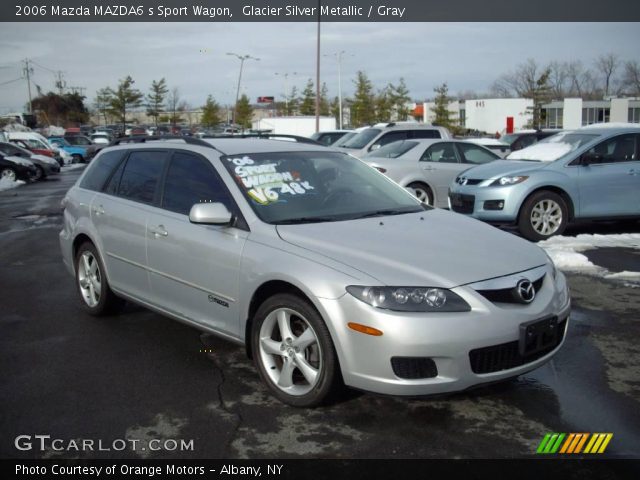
(285, 86, 299, 115)
(319, 83, 330, 116)
(432, 83, 457, 130)
(108, 76, 143, 130)
(299, 79, 316, 115)
(374, 87, 392, 123)
(388, 78, 411, 120)
(235, 94, 253, 130)
(146, 78, 168, 127)
(330, 96, 340, 125)
(201, 95, 222, 128)
(528, 68, 552, 129)
(94, 88, 112, 126)
(350, 71, 376, 127)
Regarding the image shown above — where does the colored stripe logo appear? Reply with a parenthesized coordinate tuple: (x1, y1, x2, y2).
(536, 433, 613, 454)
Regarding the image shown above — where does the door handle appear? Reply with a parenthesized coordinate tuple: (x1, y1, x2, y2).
(149, 225, 168, 238)
(421, 165, 434, 171)
(92, 205, 105, 216)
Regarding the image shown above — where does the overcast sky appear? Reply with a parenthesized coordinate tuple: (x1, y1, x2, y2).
(0, 22, 638, 113)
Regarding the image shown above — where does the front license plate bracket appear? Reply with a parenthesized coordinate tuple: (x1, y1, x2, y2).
(519, 316, 558, 356)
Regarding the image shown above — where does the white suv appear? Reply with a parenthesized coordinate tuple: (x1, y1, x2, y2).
(336, 122, 451, 158)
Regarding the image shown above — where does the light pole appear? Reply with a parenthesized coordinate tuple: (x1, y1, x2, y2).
(275, 72, 297, 115)
(324, 51, 350, 129)
(227, 52, 259, 126)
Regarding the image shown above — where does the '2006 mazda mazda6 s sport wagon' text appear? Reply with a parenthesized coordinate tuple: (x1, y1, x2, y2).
(60, 137, 570, 407)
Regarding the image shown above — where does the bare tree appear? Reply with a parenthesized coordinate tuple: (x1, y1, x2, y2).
(548, 61, 570, 99)
(166, 87, 181, 125)
(490, 59, 543, 98)
(594, 53, 620, 97)
(622, 60, 640, 96)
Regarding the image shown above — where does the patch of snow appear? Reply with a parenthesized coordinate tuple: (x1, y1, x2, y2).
(540, 233, 640, 282)
(4, 155, 34, 167)
(579, 122, 640, 130)
(507, 142, 573, 162)
(61, 164, 86, 171)
(465, 138, 508, 146)
(0, 177, 25, 191)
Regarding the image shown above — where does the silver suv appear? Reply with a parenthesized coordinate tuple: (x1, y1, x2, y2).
(336, 122, 451, 158)
(60, 137, 569, 406)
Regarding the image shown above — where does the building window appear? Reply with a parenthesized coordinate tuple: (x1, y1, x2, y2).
(629, 107, 640, 123)
(459, 109, 465, 128)
(582, 107, 610, 126)
(544, 108, 563, 128)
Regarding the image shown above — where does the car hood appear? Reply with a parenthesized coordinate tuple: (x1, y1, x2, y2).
(460, 160, 547, 180)
(30, 154, 59, 166)
(276, 209, 547, 288)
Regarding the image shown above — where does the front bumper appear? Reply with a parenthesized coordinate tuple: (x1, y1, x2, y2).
(448, 183, 529, 223)
(318, 269, 570, 396)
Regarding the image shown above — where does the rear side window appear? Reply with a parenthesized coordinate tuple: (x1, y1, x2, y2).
(457, 143, 499, 164)
(162, 152, 232, 215)
(116, 151, 166, 204)
(410, 130, 441, 139)
(371, 131, 408, 149)
(79, 150, 124, 191)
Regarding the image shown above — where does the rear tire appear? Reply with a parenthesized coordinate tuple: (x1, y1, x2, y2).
(251, 294, 341, 407)
(518, 190, 568, 241)
(75, 242, 124, 316)
(32, 165, 45, 181)
(1, 167, 17, 182)
(71, 154, 83, 164)
(407, 182, 434, 206)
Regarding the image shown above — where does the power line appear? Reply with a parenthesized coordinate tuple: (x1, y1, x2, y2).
(0, 77, 23, 87)
(30, 59, 57, 74)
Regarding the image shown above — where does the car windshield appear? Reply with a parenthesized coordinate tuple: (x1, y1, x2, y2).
(367, 140, 418, 158)
(499, 134, 521, 145)
(18, 138, 48, 150)
(51, 138, 71, 146)
(221, 151, 425, 224)
(69, 136, 92, 145)
(340, 128, 381, 149)
(332, 131, 356, 147)
(507, 133, 598, 162)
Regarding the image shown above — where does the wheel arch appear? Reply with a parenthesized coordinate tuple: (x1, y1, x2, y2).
(244, 280, 325, 360)
(517, 185, 576, 222)
(403, 177, 436, 203)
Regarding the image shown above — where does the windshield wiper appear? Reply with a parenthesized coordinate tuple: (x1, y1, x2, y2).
(351, 208, 421, 219)
(274, 216, 341, 225)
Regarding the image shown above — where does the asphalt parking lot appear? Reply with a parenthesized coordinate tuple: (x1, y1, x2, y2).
(1, 168, 639, 459)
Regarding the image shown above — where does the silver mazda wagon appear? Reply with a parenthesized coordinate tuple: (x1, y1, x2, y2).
(60, 137, 570, 407)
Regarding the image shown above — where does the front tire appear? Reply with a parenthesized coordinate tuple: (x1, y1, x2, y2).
(407, 182, 434, 206)
(251, 294, 341, 407)
(32, 165, 45, 181)
(518, 190, 568, 241)
(75, 242, 124, 315)
(71, 154, 83, 164)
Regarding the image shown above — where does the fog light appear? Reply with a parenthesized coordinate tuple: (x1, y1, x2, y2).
(484, 200, 504, 210)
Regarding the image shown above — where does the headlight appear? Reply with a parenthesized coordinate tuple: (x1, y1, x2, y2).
(490, 175, 529, 186)
(346, 286, 471, 312)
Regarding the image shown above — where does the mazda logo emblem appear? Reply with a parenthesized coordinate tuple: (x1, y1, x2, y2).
(514, 279, 535, 304)
(457, 177, 468, 185)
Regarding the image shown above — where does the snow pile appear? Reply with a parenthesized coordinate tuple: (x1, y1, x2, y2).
(42, 125, 65, 136)
(61, 164, 86, 171)
(2, 123, 30, 132)
(580, 122, 640, 130)
(539, 233, 640, 281)
(0, 177, 25, 191)
(507, 142, 573, 162)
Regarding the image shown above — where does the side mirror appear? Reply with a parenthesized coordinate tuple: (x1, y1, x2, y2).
(189, 202, 233, 226)
(580, 152, 602, 166)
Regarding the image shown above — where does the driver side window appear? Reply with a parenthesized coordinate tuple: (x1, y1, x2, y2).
(419, 143, 459, 163)
(585, 134, 637, 164)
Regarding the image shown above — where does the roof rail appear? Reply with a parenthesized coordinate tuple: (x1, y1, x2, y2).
(109, 135, 216, 149)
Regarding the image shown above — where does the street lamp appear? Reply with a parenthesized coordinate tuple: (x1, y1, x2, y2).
(275, 72, 297, 115)
(324, 51, 351, 129)
(227, 52, 259, 126)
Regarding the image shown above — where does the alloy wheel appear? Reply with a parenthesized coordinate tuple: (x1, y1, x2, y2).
(78, 251, 102, 307)
(530, 199, 563, 236)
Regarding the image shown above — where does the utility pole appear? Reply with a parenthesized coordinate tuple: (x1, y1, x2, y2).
(55, 71, 66, 95)
(315, 2, 321, 133)
(23, 59, 33, 113)
(324, 51, 350, 129)
(275, 72, 297, 115)
(227, 52, 259, 127)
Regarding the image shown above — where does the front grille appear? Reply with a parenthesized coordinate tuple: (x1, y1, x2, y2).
(465, 179, 482, 185)
(391, 357, 438, 379)
(476, 275, 545, 304)
(469, 318, 567, 374)
(449, 193, 475, 214)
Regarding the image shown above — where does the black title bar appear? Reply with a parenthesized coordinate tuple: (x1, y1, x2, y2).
(2, 0, 640, 22)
